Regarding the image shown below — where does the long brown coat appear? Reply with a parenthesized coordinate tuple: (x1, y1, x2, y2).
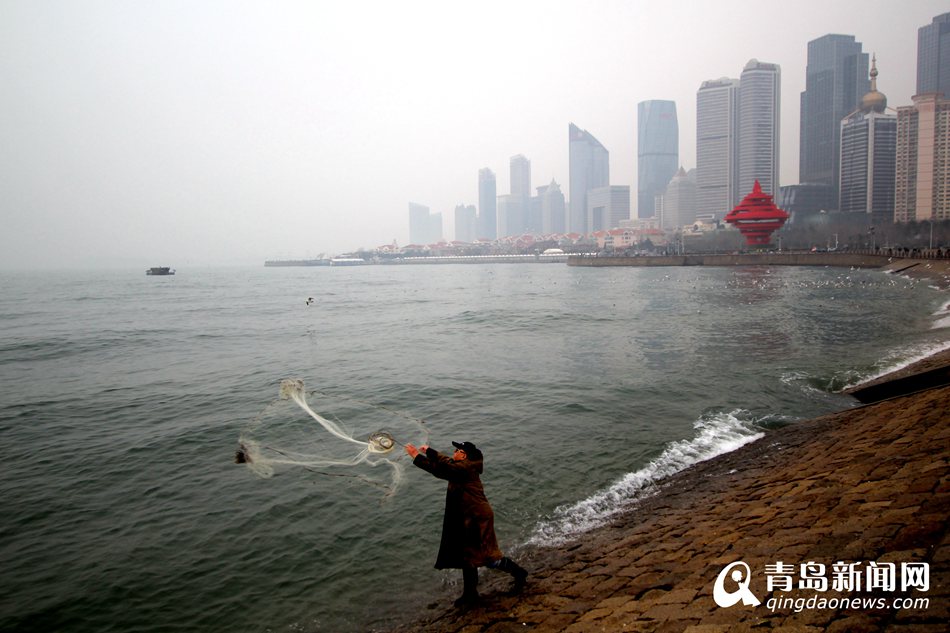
(413, 447, 503, 569)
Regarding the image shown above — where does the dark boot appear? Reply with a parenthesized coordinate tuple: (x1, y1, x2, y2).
(495, 557, 528, 594)
(453, 566, 479, 608)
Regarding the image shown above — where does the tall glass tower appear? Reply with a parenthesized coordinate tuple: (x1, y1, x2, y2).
(696, 77, 738, 219)
(738, 59, 781, 197)
(637, 100, 679, 219)
(509, 155, 531, 235)
(799, 34, 869, 198)
(477, 168, 497, 240)
(568, 123, 609, 234)
(917, 13, 950, 98)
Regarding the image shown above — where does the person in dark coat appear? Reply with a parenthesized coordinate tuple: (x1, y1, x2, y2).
(405, 440, 528, 606)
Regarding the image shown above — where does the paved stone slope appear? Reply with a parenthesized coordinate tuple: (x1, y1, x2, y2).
(393, 385, 949, 632)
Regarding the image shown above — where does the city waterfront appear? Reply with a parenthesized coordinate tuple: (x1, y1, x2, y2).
(1, 263, 948, 632)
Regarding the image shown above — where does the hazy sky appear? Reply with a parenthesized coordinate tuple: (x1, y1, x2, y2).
(2, 0, 947, 269)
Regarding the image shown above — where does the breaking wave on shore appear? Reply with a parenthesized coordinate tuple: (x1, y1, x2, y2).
(841, 338, 950, 391)
(527, 409, 768, 546)
(932, 299, 950, 330)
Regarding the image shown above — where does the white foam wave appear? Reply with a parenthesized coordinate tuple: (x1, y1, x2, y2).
(526, 410, 765, 546)
(845, 339, 950, 390)
(932, 301, 950, 330)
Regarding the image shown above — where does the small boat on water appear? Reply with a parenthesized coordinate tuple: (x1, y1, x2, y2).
(146, 267, 175, 276)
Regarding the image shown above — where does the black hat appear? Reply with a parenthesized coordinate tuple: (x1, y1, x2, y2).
(451, 441, 482, 459)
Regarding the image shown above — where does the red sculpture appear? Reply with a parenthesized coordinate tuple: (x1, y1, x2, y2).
(724, 180, 789, 246)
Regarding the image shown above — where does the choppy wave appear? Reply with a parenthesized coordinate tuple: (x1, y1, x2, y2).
(841, 339, 950, 391)
(784, 337, 950, 394)
(932, 300, 950, 330)
(526, 409, 766, 546)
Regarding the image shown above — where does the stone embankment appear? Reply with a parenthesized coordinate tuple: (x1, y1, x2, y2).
(880, 259, 950, 290)
(394, 362, 949, 632)
(568, 252, 894, 268)
(568, 253, 950, 282)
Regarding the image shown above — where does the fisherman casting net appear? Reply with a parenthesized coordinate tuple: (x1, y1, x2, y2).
(236, 379, 428, 497)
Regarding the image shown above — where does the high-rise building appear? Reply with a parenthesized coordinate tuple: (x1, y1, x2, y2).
(569, 123, 609, 234)
(917, 13, 950, 98)
(661, 167, 697, 230)
(408, 202, 442, 245)
(527, 195, 543, 235)
(895, 92, 950, 223)
(454, 204, 477, 243)
(430, 212, 443, 244)
(738, 59, 781, 198)
(496, 194, 525, 238)
(587, 186, 630, 232)
(696, 77, 739, 219)
(839, 57, 896, 226)
(510, 154, 532, 234)
(800, 35, 869, 198)
(777, 183, 837, 223)
(409, 202, 430, 245)
(539, 180, 566, 234)
(510, 155, 531, 202)
(477, 168, 497, 240)
(637, 100, 679, 219)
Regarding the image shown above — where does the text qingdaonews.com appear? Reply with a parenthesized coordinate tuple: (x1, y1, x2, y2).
(766, 595, 930, 613)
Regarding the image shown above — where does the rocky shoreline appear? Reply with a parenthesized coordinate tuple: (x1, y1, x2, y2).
(391, 385, 948, 633)
(388, 262, 949, 633)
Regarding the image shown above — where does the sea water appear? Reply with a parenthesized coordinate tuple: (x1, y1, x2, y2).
(1, 263, 947, 632)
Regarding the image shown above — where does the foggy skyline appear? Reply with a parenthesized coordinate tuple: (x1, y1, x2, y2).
(2, 1, 947, 269)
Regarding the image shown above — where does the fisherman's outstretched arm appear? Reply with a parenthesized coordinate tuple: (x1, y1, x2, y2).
(405, 443, 467, 481)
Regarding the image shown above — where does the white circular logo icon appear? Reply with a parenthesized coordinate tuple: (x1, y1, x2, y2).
(714, 561, 761, 607)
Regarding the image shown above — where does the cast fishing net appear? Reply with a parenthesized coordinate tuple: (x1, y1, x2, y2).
(236, 378, 428, 497)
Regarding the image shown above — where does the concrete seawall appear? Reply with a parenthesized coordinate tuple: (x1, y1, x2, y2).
(567, 253, 893, 268)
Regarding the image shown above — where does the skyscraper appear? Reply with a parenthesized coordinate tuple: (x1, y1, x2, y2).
(408, 202, 430, 245)
(527, 194, 543, 235)
(477, 168, 497, 240)
(408, 203, 441, 245)
(661, 167, 697, 230)
(696, 77, 738, 219)
(509, 154, 531, 235)
(800, 35, 869, 197)
(587, 186, 630, 232)
(895, 92, 950, 223)
(738, 59, 781, 197)
(777, 183, 837, 223)
(637, 100, 679, 219)
(510, 155, 531, 202)
(568, 123, 609, 234)
(454, 204, 477, 242)
(917, 13, 950, 98)
(496, 194, 525, 238)
(839, 57, 896, 226)
(539, 180, 566, 234)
